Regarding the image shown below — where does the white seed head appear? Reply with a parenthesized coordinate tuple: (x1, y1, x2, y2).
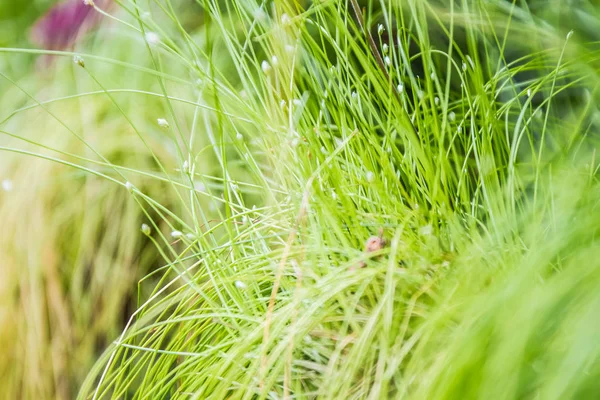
(449, 111, 456, 122)
(292, 98, 302, 106)
(236, 133, 244, 141)
(194, 181, 206, 193)
(430, 71, 435, 79)
(73, 55, 85, 67)
(235, 280, 247, 290)
(382, 43, 389, 53)
(281, 13, 291, 25)
(377, 24, 384, 35)
(171, 230, 183, 238)
(331, 190, 337, 200)
(434, 96, 440, 106)
(351, 91, 358, 99)
(261, 60, 271, 74)
(462, 62, 467, 71)
(417, 90, 424, 100)
(384, 56, 391, 66)
(285, 44, 295, 54)
(419, 225, 433, 236)
(125, 181, 134, 192)
(527, 88, 532, 97)
(271, 55, 279, 66)
(291, 137, 300, 147)
(566, 30, 574, 40)
(397, 83, 404, 93)
(466, 55, 474, 68)
(141, 223, 151, 236)
(279, 99, 287, 109)
(253, 8, 266, 21)
(366, 170, 375, 183)
(2, 179, 13, 192)
(157, 118, 169, 129)
(145, 32, 160, 45)
(320, 146, 327, 155)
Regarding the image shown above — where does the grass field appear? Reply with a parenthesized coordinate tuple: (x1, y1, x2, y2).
(1, 0, 599, 399)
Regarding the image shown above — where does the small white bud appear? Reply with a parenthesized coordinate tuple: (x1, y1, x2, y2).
(366, 171, 375, 183)
(397, 83, 404, 93)
(377, 24, 384, 35)
(382, 43, 389, 53)
(332, 190, 337, 200)
(419, 225, 433, 236)
(240, 89, 248, 99)
(261, 60, 271, 74)
(253, 8, 266, 22)
(384, 56, 391, 66)
(457, 124, 463, 133)
(271, 55, 279, 66)
(284, 44, 295, 54)
(186, 233, 195, 239)
(434, 96, 440, 106)
(230, 183, 239, 191)
(281, 13, 291, 25)
(449, 111, 456, 122)
(157, 118, 169, 129)
(462, 62, 467, 71)
(83, 0, 94, 6)
(320, 146, 327, 154)
(125, 181, 134, 192)
(141, 223, 151, 236)
(182, 160, 189, 173)
(236, 133, 243, 141)
(73, 55, 85, 67)
(466, 55, 474, 68)
(430, 71, 435, 79)
(351, 91, 358, 99)
(566, 30, 574, 40)
(235, 280, 247, 290)
(291, 138, 300, 147)
(194, 181, 206, 193)
(2, 179, 13, 192)
(145, 32, 160, 45)
(171, 230, 183, 238)
(292, 98, 302, 106)
(527, 88, 532, 97)
(417, 90, 424, 99)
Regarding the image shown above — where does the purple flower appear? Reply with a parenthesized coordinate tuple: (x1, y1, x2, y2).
(30, 0, 111, 51)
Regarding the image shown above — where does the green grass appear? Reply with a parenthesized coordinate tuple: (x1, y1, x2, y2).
(1, 0, 599, 399)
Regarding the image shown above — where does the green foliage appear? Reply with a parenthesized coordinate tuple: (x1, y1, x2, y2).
(0, 0, 599, 399)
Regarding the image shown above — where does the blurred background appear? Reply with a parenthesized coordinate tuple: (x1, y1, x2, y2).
(1, 1, 183, 398)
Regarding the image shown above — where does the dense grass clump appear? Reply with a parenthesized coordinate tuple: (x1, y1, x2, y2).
(1, 0, 599, 399)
